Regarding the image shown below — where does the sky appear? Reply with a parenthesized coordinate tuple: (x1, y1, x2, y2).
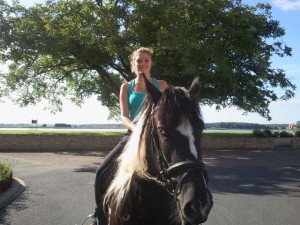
(0, 0, 299, 125)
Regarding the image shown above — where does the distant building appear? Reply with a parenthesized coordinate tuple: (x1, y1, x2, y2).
(54, 123, 71, 128)
(30, 119, 38, 129)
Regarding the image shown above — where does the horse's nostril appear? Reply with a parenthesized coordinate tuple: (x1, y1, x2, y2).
(183, 201, 198, 219)
(183, 201, 210, 224)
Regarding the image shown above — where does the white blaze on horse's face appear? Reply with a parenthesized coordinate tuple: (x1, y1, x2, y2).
(176, 118, 198, 159)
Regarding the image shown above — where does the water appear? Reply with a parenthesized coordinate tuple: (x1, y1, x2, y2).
(0, 128, 293, 134)
(0, 127, 253, 133)
(204, 128, 294, 134)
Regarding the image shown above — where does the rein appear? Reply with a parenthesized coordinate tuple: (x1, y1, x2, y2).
(149, 106, 208, 197)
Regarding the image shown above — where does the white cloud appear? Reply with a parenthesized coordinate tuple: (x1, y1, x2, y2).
(272, 0, 300, 11)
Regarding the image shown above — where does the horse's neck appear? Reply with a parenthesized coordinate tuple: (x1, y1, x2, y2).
(123, 176, 176, 225)
(144, 130, 160, 174)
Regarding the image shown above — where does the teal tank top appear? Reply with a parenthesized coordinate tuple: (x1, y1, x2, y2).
(128, 78, 160, 120)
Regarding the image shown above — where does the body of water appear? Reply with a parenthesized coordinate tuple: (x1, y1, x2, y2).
(0, 128, 294, 133)
(0, 127, 255, 133)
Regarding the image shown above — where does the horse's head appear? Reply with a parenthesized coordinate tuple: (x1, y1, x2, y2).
(143, 75, 213, 224)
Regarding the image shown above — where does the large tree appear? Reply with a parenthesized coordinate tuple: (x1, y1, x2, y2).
(0, 0, 296, 120)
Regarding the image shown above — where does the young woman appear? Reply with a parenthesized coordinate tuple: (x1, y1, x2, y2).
(92, 47, 167, 224)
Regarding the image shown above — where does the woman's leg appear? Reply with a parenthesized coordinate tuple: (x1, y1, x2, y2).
(93, 133, 130, 224)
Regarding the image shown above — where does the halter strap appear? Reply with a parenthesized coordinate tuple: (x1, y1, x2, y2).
(149, 109, 208, 197)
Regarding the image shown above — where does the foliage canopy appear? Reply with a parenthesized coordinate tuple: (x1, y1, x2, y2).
(0, 0, 296, 120)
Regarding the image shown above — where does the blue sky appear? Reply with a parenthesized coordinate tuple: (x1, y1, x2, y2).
(0, 0, 299, 124)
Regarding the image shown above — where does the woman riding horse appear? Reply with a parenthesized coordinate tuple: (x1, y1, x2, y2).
(92, 47, 167, 224)
(103, 75, 213, 225)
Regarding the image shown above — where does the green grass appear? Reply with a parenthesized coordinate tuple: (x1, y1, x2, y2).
(202, 132, 255, 138)
(0, 130, 255, 137)
(0, 162, 12, 182)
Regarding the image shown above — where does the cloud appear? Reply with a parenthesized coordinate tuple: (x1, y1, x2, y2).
(272, 0, 300, 11)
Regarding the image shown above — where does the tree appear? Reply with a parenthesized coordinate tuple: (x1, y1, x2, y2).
(0, 0, 296, 120)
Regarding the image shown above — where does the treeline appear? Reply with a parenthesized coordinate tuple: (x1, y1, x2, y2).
(204, 122, 288, 130)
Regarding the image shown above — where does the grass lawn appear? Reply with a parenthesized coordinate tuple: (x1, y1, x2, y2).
(0, 130, 254, 137)
(202, 132, 254, 138)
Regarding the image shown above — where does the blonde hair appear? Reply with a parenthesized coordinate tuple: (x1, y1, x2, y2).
(103, 106, 153, 218)
(130, 47, 154, 73)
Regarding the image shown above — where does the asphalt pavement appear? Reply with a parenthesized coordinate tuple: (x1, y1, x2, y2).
(0, 149, 299, 225)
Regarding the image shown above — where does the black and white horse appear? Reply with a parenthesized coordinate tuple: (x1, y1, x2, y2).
(103, 75, 213, 225)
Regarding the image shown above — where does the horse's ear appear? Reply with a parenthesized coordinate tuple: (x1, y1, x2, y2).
(142, 73, 162, 105)
(188, 77, 201, 99)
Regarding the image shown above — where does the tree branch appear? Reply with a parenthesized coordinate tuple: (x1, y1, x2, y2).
(108, 63, 132, 81)
(95, 66, 120, 97)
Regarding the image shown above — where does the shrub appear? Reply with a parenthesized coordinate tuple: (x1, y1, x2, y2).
(295, 131, 300, 137)
(273, 131, 294, 137)
(252, 129, 273, 137)
(0, 162, 12, 182)
(252, 129, 265, 137)
(279, 131, 294, 137)
(252, 129, 294, 138)
(263, 129, 273, 137)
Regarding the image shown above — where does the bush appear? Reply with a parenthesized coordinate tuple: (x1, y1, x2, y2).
(273, 131, 294, 137)
(252, 129, 266, 138)
(0, 162, 12, 182)
(253, 129, 274, 138)
(263, 129, 273, 137)
(295, 131, 300, 137)
(252, 129, 294, 138)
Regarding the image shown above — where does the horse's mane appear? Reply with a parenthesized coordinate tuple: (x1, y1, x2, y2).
(103, 98, 153, 213)
(103, 85, 204, 217)
(158, 86, 203, 131)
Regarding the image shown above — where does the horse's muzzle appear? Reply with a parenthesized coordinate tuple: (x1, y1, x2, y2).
(182, 197, 213, 224)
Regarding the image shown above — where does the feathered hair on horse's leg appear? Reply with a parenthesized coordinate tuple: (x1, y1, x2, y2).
(107, 203, 118, 225)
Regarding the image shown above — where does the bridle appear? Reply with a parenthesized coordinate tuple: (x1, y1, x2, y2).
(149, 106, 209, 198)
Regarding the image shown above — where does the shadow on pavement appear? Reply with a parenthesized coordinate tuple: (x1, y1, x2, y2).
(0, 187, 30, 225)
(208, 165, 300, 197)
(52, 150, 110, 174)
(73, 166, 98, 173)
(203, 149, 300, 197)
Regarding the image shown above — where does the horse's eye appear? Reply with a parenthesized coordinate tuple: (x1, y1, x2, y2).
(158, 127, 167, 138)
(170, 177, 178, 184)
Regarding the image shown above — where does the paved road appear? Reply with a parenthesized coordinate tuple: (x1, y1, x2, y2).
(0, 149, 299, 225)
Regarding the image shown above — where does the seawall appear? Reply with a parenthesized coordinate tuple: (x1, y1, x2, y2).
(0, 134, 299, 152)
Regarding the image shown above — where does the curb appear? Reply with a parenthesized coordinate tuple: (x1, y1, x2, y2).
(0, 177, 25, 209)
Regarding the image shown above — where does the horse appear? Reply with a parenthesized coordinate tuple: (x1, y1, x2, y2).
(103, 75, 213, 225)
